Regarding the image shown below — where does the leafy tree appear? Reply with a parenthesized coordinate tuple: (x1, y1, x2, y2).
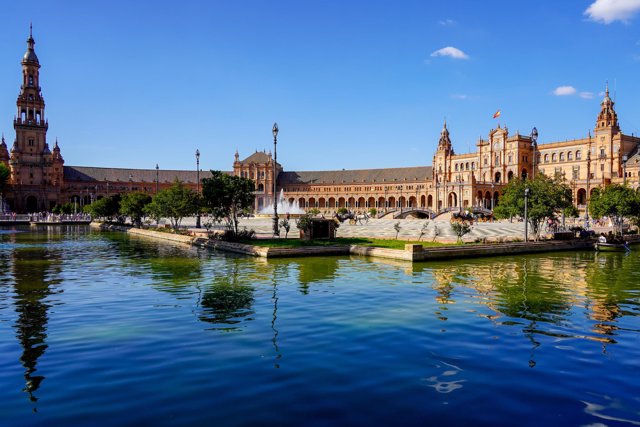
(589, 184, 640, 234)
(494, 175, 572, 240)
(450, 221, 472, 243)
(368, 207, 377, 217)
(145, 179, 198, 230)
(120, 191, 152, 227)
(336, 207, 348, 215)
(0, 163, 9, 196)
(393, 221, 401, 239)
(52, 202, 74, 215)
(84, 195, 121, 221)
(307, 208, 320, 216)
(279, 218, 291, 238)
(201, 171, 255, 235)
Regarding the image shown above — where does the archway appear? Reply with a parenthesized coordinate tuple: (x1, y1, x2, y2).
(368, 197, 375, 209)
(427, 195, 433, 208)
(338, 197, 346, 208)
(26, 195, 38, 212)
(357, 197, 365, 209)
(388, 196, 396, 208)
(507, 171, 514, 181)
(408, 196, 417, 208)
(420, 195, 426, 207)
(318, 198, 326, 209)
(521, 168, 528, 180)
(494, 172, 501, 183)
(577, 188, 586, 205)
(329, 197, 336, 208)
(448, 192, 457, 208)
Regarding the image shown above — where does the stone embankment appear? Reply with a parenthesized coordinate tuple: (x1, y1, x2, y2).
(93, 222, 640, 263)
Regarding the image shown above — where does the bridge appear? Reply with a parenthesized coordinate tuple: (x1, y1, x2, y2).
(378, 206, 493, 219)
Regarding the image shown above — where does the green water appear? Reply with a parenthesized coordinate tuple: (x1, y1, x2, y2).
(1, 226, 639, 426)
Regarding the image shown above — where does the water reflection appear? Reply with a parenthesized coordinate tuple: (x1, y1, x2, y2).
(8, 234, 63, 409)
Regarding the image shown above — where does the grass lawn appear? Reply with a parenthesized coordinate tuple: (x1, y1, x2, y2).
(240, 237, 449, 250)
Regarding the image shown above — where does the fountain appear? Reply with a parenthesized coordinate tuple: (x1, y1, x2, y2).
(259, 189, 305, 215)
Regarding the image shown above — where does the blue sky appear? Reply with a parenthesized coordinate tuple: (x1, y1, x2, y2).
(1, 0, 640, 172)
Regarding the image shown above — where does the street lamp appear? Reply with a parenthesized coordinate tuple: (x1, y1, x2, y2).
(623, 154, 628, 185)
(272, 123, 279, 237)
(458, 175, 463, 213)
(530, 127, 538, 179)
(586, 149, 591, 225)
(524, 187, 530, 242)
(155, 163, 159, 194)
(195, 149, 201, 228)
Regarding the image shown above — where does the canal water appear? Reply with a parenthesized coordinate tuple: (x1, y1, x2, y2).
(1, 227, 639, 426)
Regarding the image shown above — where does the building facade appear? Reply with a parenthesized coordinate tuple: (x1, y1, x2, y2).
(2, 32, 639, 215)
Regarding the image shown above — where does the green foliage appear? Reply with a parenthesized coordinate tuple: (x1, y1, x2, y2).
(201, 170, 255, 235)
(393, 221, 401, 239)
(279, 218, 291, 238)
(368, 207, 377, 217)
(563, 204, 580, 219)
(589, 184, 640, 232)
(84, 195, 121, 221)
(0, 163, 9, 194)
(145, 179, 198, 230)
(494, 175, 572, 240)
(52, 202, 74, 215)
(450, 220, 472, 243)
(120, 191, 152, 227)
(296, 214, 313, 232)
(337, 207, 348, 215)
(307, 208, 320, 216)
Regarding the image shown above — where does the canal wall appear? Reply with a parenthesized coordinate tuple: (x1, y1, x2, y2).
(93, 222, 636, 263)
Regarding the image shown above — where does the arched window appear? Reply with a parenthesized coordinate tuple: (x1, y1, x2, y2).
(576, 150, 582, 160)
(567, 151, 573, 161)
(465, 162, 469, 170)
(508, 154, 513, 164)
(471, 162, 476, 170)
(552, 153, 557, 162)
(257, 183, 264, 192)
(559, 152, 565, 161)
(28, 75, 34, 86)
(455, 164, 459, 171)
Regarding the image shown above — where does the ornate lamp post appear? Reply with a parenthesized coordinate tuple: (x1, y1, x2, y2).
(623, 154, 628, 185)
(155, 163, 159, 194)
(195, 149, 201, 228)
(524, 187, 530, 242)
(586, 148, 591, 225)
(458, 175, 463, 213)
(530, 127, 538, 179)
(272, 123, 279, 237)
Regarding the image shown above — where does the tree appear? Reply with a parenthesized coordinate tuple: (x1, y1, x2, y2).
(279, 218, 291, 238)
(201, 171, 255, 235)
(83, 195, 121, 221)
(145, 179, 198, 230)
(450, 221, 472, 243)
(393, 221, 401, 239)
(0, 163, 9, 196)
(418, 220, 430, 241)
(120, 191, 152, 227)
(493, 175, 572, 241)
(589, 184, 640, 234)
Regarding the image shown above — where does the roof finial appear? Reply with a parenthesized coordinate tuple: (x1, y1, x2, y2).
(30, 22, 32, 38)
(605, 80, 609, 97)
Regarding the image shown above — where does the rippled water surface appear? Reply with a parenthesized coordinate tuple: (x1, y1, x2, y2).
(1, 227, 639, 426)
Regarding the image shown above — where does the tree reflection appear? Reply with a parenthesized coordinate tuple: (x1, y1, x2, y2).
(294, 257, 339, 294)
(198, 259, 255, 331)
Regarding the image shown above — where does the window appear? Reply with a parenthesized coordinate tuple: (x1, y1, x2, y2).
(552, 153, 557, 162)
(508, 154, 513, 164)
(455, 164, 459, 171)
(567, 152, 573, 161)
(559, 152, 565, 161)
(576, 150, 581, 160)
(28, 75, 34, 86)
(544, 154, 549, 163)
(600, 148, 605, 158)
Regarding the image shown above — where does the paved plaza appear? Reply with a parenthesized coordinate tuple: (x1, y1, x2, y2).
(182, 216, 531, 242)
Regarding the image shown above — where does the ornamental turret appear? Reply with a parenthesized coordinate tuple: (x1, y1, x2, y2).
(595, 83, 619, 133)
(0, 135, 9, 166)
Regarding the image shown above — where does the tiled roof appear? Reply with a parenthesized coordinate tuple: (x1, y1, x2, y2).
(238, 151, 272, 164)
(278, 166, 433, 185)
(64, 166, 230, 184)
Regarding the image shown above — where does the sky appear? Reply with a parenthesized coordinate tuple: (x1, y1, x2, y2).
(1, 0, 640, 172)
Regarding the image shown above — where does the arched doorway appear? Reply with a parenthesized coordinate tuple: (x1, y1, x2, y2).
(494, 172, 501, 183)
(521, 168, 528, 180)
(507, 171, 514, 181)
(493, 191, 500, 207)
(26, 195, 38, 212)
(448, 192, 457, 208)
(577, 189, 587, 205)
(484, 191, 491, 209)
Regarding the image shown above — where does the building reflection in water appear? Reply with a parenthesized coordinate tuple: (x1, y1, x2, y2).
(9, 234, 63, 410)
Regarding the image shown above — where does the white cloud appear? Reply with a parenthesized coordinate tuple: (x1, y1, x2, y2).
(439, 19, 455, 26)
(430, 46, 469, 60)
(579, 91, 594, 99)
(585, 0, 640, 24)
(451, 94, 467, 100)
(553, 86, 577, 96)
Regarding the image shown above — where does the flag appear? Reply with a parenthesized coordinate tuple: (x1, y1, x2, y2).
(492, 110, 501, 119)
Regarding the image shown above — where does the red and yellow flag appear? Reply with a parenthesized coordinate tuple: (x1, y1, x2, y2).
(492, 110, 501, 119)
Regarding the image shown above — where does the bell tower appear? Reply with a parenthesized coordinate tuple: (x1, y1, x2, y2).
(8, 26, 63, 212)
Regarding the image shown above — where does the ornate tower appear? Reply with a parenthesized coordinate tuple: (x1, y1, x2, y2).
(7, 27, 63, 212)
(595, 83, 619, 133)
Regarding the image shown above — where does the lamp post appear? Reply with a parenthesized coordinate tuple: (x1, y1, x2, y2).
(586, 149, 591, 225)
(272, 123, 279, 237)
(458, 175, 463, 213)
(623, 154, 628, 185)
(195, 149, 201, 228)
(530, 127, 538, 179)
(524, 187, 530, 242)
(155, 163, 159, 194)
(491, 182, 495, 211)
